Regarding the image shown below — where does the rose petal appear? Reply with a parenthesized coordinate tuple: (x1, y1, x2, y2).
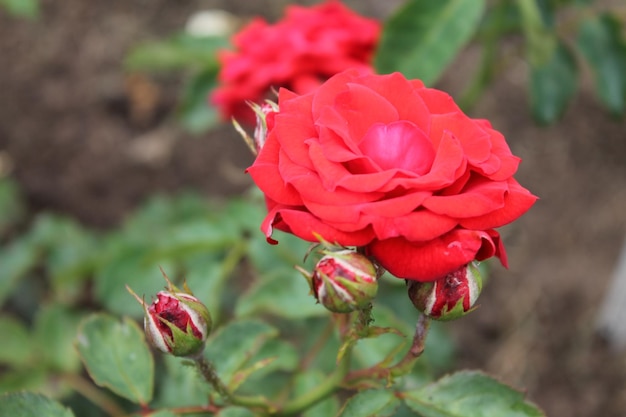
(354, 72, 431, 131)
(247, 131, 303, 206)
(422, 176, 509, 218)
(370, 210, 457, 241)
(430, 112, 492, 164)
(261, 206, 375, 246)
(367, 229, 498, 281)
(475, 128, 521, 180)
(302, 190, 430, 224)
(459, 179, 538, 229)
(333, 82, 399, 140)
(273, 92, 317, 171)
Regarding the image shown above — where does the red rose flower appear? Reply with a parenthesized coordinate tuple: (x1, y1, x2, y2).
(211, 0, 380, 124)
(247, 70, 537, 282)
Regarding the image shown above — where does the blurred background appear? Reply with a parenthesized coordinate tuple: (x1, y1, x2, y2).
(1, 0, 625, 416)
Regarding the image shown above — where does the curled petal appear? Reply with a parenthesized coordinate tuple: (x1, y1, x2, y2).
(367, 229, 501, 281)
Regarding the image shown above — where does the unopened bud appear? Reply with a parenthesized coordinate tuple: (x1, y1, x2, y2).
(299, 250, 378, 313)
(233, 100, 278, 155)
(407, 262, 482, 321)
(127, 269, 212, 358)
(251, 101, 278, 151)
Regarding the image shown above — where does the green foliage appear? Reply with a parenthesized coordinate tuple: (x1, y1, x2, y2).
(0, 178, 24, 235)
(0, 315, 32, 366)
(576, 13, 626, 114)
(0, 392, 74, 417)
(125, 32, 228, 134)
(153, 355, 212, 408)
(0, 0, 38, 19)
(338, 389, 401, 417)
(76, 314, 154, 404)
(294, 371, 340, 417)
(374, 0, 626, 123)
(404, 371, 545, 417)
(178, 67, 220, 133)
(374, 0, 486, 86)
(203, 319, 278, 387)
(529, 41, 578, 124)
(125, 33, 227, 73)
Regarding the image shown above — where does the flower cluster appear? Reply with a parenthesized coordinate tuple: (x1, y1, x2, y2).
(211, 0, 380, 124)
(247, 69, 537, 283)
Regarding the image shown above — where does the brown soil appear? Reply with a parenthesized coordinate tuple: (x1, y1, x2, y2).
(1, 1, 625, 416)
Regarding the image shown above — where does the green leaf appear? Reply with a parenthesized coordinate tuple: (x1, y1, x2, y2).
(235, 268, 326, 319)
(223, 195, 267, 235)
(152, 218, 236, 257)
(0, 178, 24, 235)
(0, 368, 47, 392)
(293, 371, 340, 417)
(154, 355, 212, 408)
(0, 392, 74, 417)
(203, 319, 278, 386)
(183, 255, 229, 322)
(178, 67, 220, 133)
(404, 370, 545, 417)
(144, 411, 179, 417)
(94, 247, 174, 317)
(0, 238, 39, 306)
(0, 315, 33, 366)
(374, 0, 486, 85)
(337, 389, 401, 417)
(33, 304, 83, 373)
(217, 407, 256, 417)
(76, 314, 154, 404)
(125, 33, 227, 72)
(0, 0, 39, 19)
(529, 40, 578, 124)
(246, 229, 310, 274)
(576, 13, 626, 114)
(234, 338, 299, 391)
(44, 220, 98, 302)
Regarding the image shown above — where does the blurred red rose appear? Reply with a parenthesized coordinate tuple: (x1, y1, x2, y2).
(247, 70, 537, 282)
(211, 0, 380, 124)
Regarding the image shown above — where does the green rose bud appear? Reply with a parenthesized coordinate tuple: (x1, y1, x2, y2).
(127, 269, 212, 358)
(299, 249, 378, 313)
(407, 262, 483, 321)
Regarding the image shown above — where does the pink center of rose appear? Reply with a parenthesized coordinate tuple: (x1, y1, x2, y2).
(358, 121, 435, 174)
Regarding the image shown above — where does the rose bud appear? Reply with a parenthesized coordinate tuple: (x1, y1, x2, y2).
(127, 269, 212, 358)
(407, 262, 483, 321)
(298, 250, 378, 313)
(251, 101, 278, 152)
(232, 101, 278, 155)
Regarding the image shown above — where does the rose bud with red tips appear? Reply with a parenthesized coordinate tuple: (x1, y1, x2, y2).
(298, 249, 378, 313)
(407, 262, 483, 321)
(127, 270, 212, 358)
